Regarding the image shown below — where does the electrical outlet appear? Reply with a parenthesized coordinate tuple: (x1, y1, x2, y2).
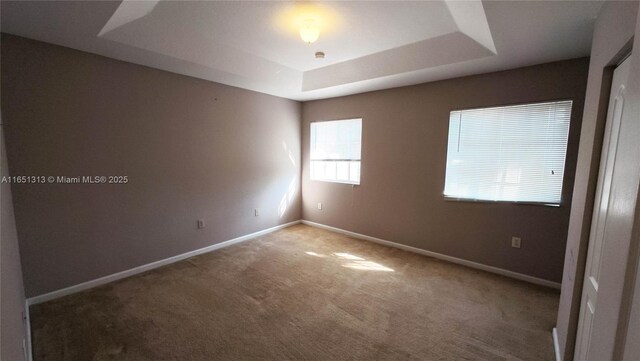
(254, 209, 259, 216)
(197, 219, 205, 229)
(511, 236, 521, 249)
(317, 202, 322, 210)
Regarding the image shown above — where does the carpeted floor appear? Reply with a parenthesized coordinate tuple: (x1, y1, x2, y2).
(30, 224, 559, 361)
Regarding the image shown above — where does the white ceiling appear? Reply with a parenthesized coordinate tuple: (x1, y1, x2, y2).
(1, 1, 603, 101)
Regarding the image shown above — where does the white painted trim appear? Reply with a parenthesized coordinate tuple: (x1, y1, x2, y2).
(24, 299, 32, 361)
(26, 220, 301, 306)
(22, 218, 560, 361)
(553, 327, 562, 361)
(301, 220, 561, 289)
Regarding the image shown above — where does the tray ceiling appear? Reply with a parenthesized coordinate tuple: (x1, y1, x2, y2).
(1, 1, 602, 101)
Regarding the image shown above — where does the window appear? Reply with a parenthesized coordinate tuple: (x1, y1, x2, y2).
(310, 118, 362, 184)
(444, 100, 572, 205)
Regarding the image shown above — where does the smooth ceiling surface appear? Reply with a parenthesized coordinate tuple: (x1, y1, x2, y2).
(114, 1, 460, 72)
(1, 1, 602, 101)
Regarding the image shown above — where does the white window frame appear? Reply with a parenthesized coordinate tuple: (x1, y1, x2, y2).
(310, 118, 362, 185)
(443, 100, 573, 207)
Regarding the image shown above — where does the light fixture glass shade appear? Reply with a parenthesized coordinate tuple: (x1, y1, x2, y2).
(299, 19, 319, 44)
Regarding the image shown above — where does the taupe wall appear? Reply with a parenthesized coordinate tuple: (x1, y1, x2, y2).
(1, 34, 302, 298)
(1, 126, 27, 360)
(302, 59, 589, 283)
(555, 2, 639, 360)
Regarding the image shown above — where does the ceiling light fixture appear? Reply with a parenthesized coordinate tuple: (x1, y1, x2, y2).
(299, 19, 319, 44)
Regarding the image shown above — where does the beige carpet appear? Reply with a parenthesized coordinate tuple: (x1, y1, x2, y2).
(30, 224, 559, 360)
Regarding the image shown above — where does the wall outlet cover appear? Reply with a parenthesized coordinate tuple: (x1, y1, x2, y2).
(511, 236, 521, 249)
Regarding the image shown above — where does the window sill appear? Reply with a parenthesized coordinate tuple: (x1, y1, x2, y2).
(444, 196, 560, 207)
(311, 179, 360, 186)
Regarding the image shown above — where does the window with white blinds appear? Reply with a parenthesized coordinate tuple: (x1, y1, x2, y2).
(310, 118, 362, 184)
(444, 100, 572, 205)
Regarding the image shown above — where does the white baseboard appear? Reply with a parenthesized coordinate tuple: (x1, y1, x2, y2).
(23, 218, 560, 361)
(26, 220, 301, 306)
(553, 327, 562, 361)
(301, 220, 561, 289)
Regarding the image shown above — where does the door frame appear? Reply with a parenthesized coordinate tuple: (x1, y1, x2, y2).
(573, 54, 634, 360)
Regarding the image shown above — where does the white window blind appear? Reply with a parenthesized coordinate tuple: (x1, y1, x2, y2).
(310, 118, 362, 184)
(444, 100, 572, 205)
